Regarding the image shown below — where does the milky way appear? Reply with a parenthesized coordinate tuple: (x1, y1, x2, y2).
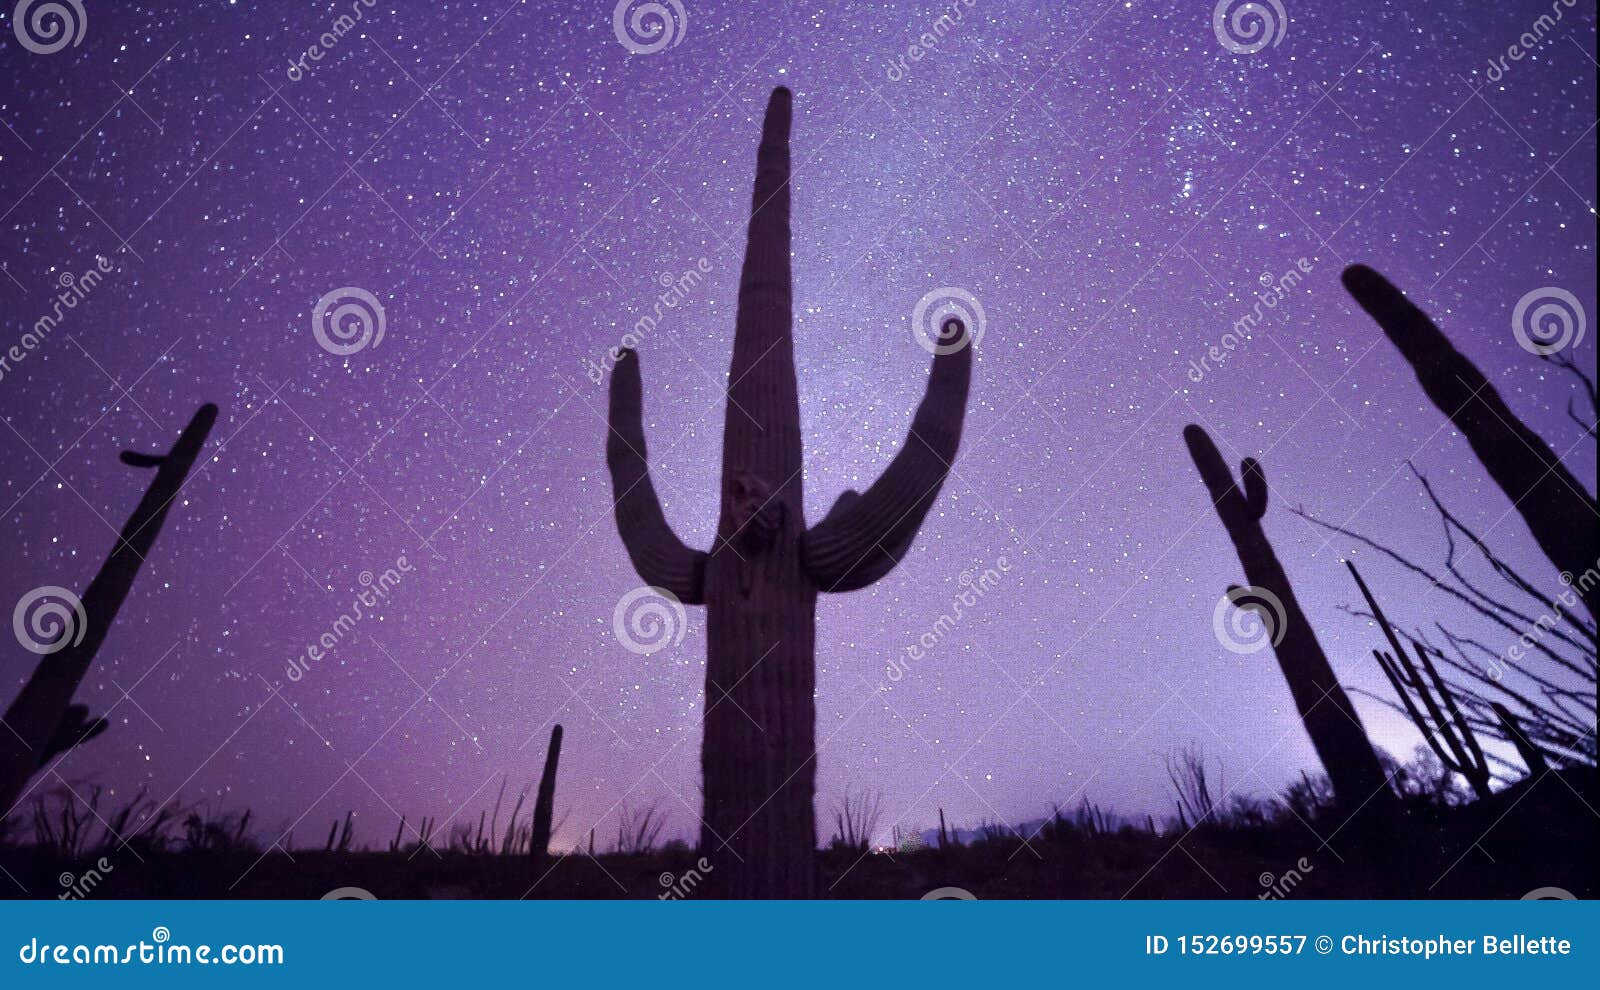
(1, 0, 1594, 851)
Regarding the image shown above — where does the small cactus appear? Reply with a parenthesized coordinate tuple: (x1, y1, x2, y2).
(529, 724, 562, 861)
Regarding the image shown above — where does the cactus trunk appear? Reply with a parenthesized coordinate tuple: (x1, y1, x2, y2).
(0, 404, 218, 822)
(604, 88, 971, 896)
(1184, 425, 1391, 809)
(701, 86, 816, 898)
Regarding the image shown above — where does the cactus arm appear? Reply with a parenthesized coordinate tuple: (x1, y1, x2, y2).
(37, 705, 109, 768)
(89, 402, 220, 641)
(1184, 425, 1258, 524)
(800, 342, 972, 592)
(605, 349, 707, 604)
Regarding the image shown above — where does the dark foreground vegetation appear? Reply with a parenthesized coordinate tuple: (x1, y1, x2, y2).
(5, 758, 1592, 900)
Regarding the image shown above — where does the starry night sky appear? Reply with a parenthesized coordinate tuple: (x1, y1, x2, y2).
(1, 1, 1594, 852)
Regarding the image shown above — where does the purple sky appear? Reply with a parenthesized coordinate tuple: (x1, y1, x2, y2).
(1, 1, 1594, 855)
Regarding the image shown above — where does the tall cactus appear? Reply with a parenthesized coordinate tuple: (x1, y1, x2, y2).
(605, 88, 972, 897)
(1184, 425, 1390, 808)
(1341, 265, 1598, 631)
(0, 403, 219, 821)
(529, 723, 561, 861)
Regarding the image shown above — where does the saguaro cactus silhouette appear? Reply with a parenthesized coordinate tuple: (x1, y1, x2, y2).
(1342, 265, 1598, 630)
(530, 723, 561, 861)
(0, 403, 219, 820)
(1184, 425, 1390, 809)
(605, 88, 972, 897)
